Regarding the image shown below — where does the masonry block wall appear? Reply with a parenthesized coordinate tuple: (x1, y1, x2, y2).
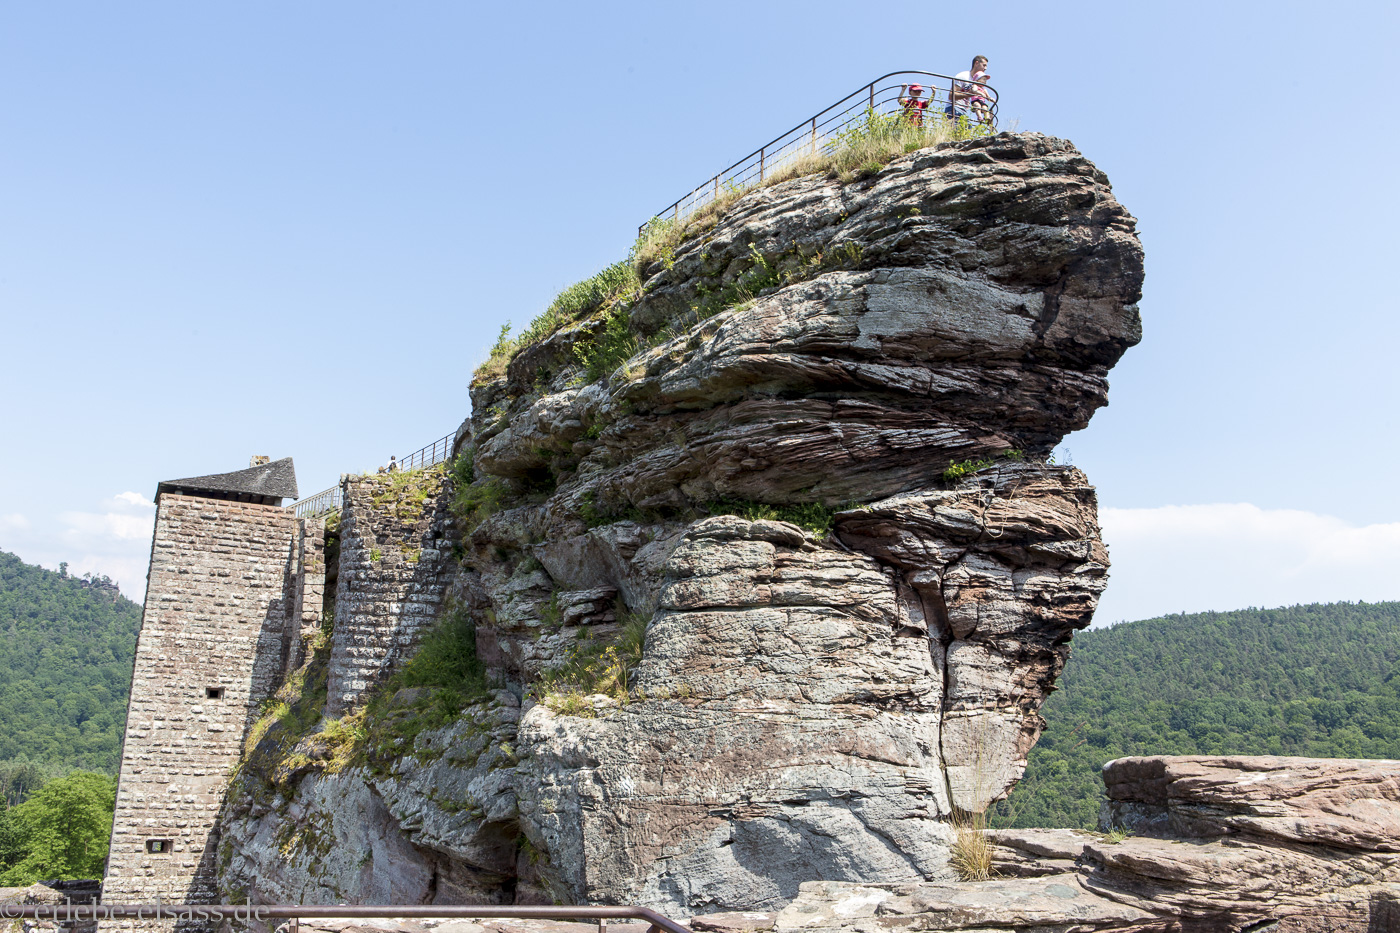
(283, 517, 327, 679)
(326, 468, 457, 714)
(105, 495, 299, 910)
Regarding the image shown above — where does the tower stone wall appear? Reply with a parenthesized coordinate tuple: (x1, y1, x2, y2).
(107, 457, 459, 918)
(105, 494, 301, 909)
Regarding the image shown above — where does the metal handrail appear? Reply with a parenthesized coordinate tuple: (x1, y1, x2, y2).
(398, 432, 455, 473)
(292, 485, 342, 519)
(0, 903, 692, 933)
(290, 431, 456, 520)
(640, 70, 997, 235)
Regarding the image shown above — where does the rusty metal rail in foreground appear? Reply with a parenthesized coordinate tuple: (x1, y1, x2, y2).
(0, 903, 692, 933)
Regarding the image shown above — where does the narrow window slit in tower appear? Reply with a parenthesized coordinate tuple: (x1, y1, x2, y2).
(206, 686, 225, 700)
(146, 839, 172, 854)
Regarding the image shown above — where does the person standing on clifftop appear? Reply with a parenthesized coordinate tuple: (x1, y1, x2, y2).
(949, 56, 989, 121)
(898, 83, 929, 126)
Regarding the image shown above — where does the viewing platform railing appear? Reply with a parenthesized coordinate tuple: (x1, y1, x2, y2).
(291, 430, 456, 520)
(641, 70, 998, 235)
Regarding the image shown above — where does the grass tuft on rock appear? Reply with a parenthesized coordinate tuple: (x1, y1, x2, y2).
(709, 499, 840, 537)
(949, 811, 994, 881)
(536, 605, 649, 715)
(362, 604, 493, 763)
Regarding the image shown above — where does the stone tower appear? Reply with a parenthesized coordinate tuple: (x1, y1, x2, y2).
(105, 457, 306, 909)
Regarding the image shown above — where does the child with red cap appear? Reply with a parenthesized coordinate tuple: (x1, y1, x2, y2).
(898, 83, 929, 127)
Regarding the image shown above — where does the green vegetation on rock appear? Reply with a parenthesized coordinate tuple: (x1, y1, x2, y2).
(363, 604, 493, 758)
(473, 111, 990, 392)
(535, 607, 648, 715)
(995, 601, 1400, 829)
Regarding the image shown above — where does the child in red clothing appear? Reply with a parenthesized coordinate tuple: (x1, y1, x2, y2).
(898, 83, 929, 126)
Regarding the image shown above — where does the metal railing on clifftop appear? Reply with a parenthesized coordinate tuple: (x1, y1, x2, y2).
(641, 70, 998, 236)
(291, 431, 456, 520)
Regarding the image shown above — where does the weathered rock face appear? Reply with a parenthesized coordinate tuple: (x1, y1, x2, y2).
(768, 756, 1400, 933)
(473, 133, 1141, 512)
(218, 132, 1142, 914)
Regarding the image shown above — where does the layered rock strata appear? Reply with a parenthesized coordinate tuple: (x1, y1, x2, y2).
(774, 756, 1400, 932)
(218, 132, 1143, 913)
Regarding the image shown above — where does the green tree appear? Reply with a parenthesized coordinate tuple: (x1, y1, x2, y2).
(0, 772, 115, 883)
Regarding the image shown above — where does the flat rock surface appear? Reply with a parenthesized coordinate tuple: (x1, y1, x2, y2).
(776, 876, 1157, 931)
(1103, 755, 1400, 851)
(690, 912, 776, 932)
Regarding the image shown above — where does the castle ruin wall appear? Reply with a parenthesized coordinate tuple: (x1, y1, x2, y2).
(325, 470, 457, 714)
(283, 517, 327, 679)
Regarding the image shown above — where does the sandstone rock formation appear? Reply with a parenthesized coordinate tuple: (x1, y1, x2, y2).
(218, 132, 1143, 914)
(773, 756, 1400, 932)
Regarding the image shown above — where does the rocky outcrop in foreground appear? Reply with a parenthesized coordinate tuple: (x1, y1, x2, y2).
(238, 756, 1400, 931)
(219, 133, 1143, 913)
(781, 755, 1400, 932)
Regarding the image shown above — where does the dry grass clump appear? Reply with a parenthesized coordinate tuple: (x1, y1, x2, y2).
(536, 606, 650, 715)
(473, 323, 518, 386)
(821, 110, 980, 181)
(949, 810, 994, 881)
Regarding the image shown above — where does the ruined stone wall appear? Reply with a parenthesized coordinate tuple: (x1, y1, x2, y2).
(105, 494, 298, 910)
(284, 517, 327, 678)
(326, 468, 457, 714)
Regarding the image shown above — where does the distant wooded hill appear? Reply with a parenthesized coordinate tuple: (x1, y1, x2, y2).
(996, 601, 1400, 829)
(0, 550, 141, 773)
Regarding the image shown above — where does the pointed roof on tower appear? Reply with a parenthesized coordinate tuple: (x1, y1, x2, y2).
(157, 457, 298, 505)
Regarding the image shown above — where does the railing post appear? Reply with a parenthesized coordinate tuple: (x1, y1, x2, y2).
(759, 146, 765, 181)
(811, 116, 817, 152)
(870, 82, 874, 109)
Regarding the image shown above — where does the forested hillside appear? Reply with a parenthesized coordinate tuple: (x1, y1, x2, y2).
(0, 550, 141, 772)
(996, 601, 1400, 829)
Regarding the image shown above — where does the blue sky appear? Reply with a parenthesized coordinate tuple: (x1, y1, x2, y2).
(2, 1, 1397, 624)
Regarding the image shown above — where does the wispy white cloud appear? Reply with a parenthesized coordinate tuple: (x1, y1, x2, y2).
(113, 491, 155, 510)
(1, 492, 157, 601)
(1095, 503, 1400, 626)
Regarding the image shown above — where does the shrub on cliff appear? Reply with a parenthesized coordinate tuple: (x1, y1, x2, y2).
(363, 605, 493, 757)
